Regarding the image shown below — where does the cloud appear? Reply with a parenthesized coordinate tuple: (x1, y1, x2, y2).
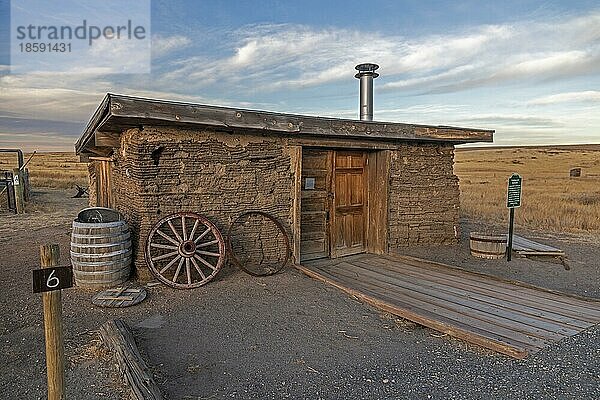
(381, 13, 600, 94)
(162, 24, 513, 91)
(0, 68, 257, 127)
(527, 90, 600, 105)
(0, 116, 83, 135)
(160, 11, 599, 95)
(0, 132, 81, 152)
(0, 117, 85, 151)
(152, 34, 191, 58)
(456, 114, 562, 129)
(0, 82, 107, 122)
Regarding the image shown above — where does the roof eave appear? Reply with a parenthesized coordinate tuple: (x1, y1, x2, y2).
(75, 93, 494, 154)
(75, 93, 114, 155)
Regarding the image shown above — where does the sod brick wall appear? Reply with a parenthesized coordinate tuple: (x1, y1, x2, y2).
(109, 127, 297, 280)
(387, 143, 460, 248)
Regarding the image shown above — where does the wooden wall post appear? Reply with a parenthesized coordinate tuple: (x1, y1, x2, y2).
(12, 168, 25, 214)
(290, 146, 302, 264)
(40, 244, 65, 400)
(23, 168, 31, 202)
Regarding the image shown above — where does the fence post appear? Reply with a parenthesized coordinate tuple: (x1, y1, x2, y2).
(23, 168, 31, 201)
(12, 168, 25, 214)
(40, 244, 65, 400)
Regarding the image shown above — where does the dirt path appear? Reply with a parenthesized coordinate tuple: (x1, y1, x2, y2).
(0, 189, 127, 399)
(1, 189, 599, 399)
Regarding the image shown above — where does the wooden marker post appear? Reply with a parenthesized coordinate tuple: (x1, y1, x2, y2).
(12, 168, 25, 214)
(34, 244, 73, 400)
(506, 174, 522, 262)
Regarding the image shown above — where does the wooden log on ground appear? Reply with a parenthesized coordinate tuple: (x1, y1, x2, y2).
(99, 319, 163, 400)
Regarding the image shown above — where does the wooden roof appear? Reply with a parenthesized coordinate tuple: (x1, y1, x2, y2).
(75, 93, 493, 156)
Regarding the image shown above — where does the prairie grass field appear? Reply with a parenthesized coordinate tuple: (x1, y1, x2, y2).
(0, 151, 87, 189)
(1, 147, 599, 234)
(455, 145, 600, 234)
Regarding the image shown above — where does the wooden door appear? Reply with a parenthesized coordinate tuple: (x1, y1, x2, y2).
(332, 151, 366, 257)
(300, 149, 332, 261)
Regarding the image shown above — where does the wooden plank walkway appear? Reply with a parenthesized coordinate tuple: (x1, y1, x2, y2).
(297, 254, 600, 359)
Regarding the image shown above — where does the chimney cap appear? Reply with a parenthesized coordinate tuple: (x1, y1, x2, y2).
(355, 63, 379, 72)
(355, 63, 379, 78)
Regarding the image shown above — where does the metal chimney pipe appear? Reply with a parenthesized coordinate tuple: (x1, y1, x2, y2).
(355, 63, 379, 121)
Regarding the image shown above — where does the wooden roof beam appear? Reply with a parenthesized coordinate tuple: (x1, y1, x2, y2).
(94, 131, 121, 148)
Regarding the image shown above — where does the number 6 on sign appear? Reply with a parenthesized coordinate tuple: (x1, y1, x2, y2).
(46, 270, 60, 288)
(33, 266, 73, 293)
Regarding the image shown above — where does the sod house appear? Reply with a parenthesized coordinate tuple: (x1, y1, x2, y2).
(75, 93, 493, 280)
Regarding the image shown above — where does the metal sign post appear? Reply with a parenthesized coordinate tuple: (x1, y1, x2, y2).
(506, 174, 522, 261)
(33, 244, 73, 400)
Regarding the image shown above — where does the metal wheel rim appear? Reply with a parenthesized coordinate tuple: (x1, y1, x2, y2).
(145, 212, 225, 289)
(226, 211, 291, 277)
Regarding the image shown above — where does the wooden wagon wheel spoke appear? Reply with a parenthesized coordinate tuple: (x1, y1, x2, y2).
(189, 219, 199, 242)
(167, 220, 183, 242)
(196, 239, 220, 248)
(190, 257, 207, 280)
(194, 227, 211, 244)
(181, 216, 188, 241)
(196, 250, 221, 257)
(172, 257, 184, 283)
(185, 258, 192, 284)
(152, 250, 178, 262)
(145, 212, 225, 289)
(156, 229, 180, 246)
(160, 254, 181, 274)
(194, 254, 217, 271)
(150, 242, 178, 250)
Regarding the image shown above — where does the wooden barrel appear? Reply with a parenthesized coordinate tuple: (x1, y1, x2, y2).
(70, 208, 131, 289)
(469, 232, 507, 259)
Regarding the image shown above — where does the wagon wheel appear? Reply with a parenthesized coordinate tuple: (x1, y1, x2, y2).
(227, 211, 291, 276)
(145, 212, 225, 289)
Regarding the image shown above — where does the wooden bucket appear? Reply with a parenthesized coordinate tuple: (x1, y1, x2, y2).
(470, 232, 507, 259)
(70, 208, 131, 288)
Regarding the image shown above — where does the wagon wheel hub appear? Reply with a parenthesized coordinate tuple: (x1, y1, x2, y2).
(179, 240, 197, 257)
(144, 212, 225, 289)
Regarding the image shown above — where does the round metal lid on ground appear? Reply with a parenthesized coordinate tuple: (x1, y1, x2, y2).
(91, 287, 147, 307)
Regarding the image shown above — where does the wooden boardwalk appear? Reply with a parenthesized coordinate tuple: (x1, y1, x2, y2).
(298, 254, 600, 358)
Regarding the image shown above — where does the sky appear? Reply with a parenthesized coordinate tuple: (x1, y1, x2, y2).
(0, 0, 599, 151)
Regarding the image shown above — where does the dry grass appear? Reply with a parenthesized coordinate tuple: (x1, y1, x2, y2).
(455, 145, 600, 234)
(0, 152, 87, 189)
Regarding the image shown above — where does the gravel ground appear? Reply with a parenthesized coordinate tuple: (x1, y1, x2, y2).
(0, 189, 128, 399)
(134, 268, 600, 400)
(1, 189, 599, 399)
